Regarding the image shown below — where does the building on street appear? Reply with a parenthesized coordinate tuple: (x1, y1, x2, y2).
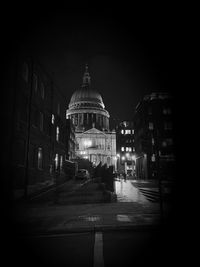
(133, 92, 175, 180)
(116, 121, 135, 176)
(4, 48, 74, 199)
(66, 65, 116, 169)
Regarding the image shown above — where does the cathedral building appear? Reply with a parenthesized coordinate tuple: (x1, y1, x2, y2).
(66, 65, 116, 169)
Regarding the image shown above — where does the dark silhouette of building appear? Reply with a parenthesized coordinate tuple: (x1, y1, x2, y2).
(116, 121, 135, 176)
(133, 92, 175, 180)
(4, 49, 73, 199)
(66, 119, 76, 161)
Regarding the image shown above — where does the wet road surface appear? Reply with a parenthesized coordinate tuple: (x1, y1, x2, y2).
(114, 178, 151, 203)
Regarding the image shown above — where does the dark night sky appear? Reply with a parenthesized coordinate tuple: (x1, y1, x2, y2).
(5, 7, 171, 123)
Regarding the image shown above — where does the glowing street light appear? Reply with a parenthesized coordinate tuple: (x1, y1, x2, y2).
(132, 155, 136, 161)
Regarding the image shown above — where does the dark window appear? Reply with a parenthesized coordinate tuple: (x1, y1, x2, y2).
(39, 112, 44, 131)
(29, 143, 35, 168)
(22, 62, 28, 82)
(41, 82, 45, 99)
(19, 95, 28, 122)
(37, 147, 43, 169)
(32, 107, 39, 127)
(33, 73, 38, 92)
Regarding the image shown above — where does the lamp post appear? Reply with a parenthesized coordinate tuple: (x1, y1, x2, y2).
(116, 153, 120, 173)
(131, 154, 136, 179)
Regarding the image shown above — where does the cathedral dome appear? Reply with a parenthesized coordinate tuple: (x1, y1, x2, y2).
(69, 88, 105, 109)
(66, 64, 109, 132)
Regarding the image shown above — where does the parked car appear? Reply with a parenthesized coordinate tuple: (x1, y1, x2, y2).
(75, 169, 90, 180)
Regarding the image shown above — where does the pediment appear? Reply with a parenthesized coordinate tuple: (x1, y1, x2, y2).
(81, 127, 107, 136)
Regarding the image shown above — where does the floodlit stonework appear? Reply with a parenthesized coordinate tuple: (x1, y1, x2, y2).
(66, 65, 116, 168)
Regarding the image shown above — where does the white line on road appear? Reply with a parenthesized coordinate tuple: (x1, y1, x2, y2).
(94, 232, 104, 267)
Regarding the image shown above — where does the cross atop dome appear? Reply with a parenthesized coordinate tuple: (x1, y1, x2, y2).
(82, 63, 91, 88)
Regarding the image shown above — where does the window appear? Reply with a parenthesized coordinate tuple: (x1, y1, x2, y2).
(151, 154, 156, 162)
(38, 147, 43, 169)
(60, 155, 63, 171)
(152, 138, 155, 145)
(29, 144, 35, 168)
(163, 108, 171, 115)
(22, 62, 28, 82)
(125, 129, 131, 135)
(121, 147, 124, 152)
(128, 147, 132, 152)
(33, 73, 38, 92)
(148, 107, 152, 115)
(121, 129, 124, 134)
(126, 147, 129, 152)
(132, 129, 134, 134)
(32, 107, 39, 127)
(19, 95, 28, 122)
(149, 122, 154, 130)
(39, 112, 44, 131)
(41, 82, 45, 99)
(55, 153, 59, 170)
(57, 103, 60, 115)
(164, 122, 172, 130)
(56, 126, 59, 142)
(51, 114, 55, 124)
(162, 138, 173, 147)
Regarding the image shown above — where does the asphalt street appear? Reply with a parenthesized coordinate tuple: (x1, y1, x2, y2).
(5, 227, 182, 266)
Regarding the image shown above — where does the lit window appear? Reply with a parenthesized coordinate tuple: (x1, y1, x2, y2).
(151, 154, 156, 162)
(38, 147, 43, 169)
(152, 138, 155, 145)
(22, 62, 28, 82)
(132, 129, 134, 134)
(125, 129, 131, 134)
(126, 147, 129, 152)
(121, 129, 124, 134)
(55, 153, 59, 170)
(33, 73, 38, 92)
(83, 139, 92, 148)
(121, 147, 124, 151)
(41, 82, 45, 99)
(129, 147, 132, 152)
(56, 126, 59, 142)
(51, 114, 55, 124)
(149, 122, 154, 130)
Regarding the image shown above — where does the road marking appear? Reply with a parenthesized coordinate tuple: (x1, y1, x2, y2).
(94, 232, 104, 267)
(117, 214, 132, 222)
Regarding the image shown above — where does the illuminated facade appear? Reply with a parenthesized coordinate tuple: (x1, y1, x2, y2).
(116, 121, 135, 175)
(66, 65, 116, 168)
